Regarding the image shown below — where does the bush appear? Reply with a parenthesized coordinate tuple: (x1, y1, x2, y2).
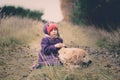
(71, 0, 88, 25)
(0, 37, 23, 48)
(0, 6, 43, 20)
(96, 38, 112, 49)
(96, 38, 120, 54)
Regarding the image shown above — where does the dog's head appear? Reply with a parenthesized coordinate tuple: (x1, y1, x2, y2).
(59, 48, 92, 68)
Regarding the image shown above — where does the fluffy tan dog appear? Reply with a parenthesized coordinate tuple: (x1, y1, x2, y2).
(58, 48, 92, 68)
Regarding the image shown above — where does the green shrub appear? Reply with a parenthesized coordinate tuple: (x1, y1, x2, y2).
(0, 37, 23, 48)
(96, 38, 112, 49)
(71, 0, 88, 25)
(96, 38, 120, 54)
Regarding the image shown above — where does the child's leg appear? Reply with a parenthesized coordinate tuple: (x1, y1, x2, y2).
(32, 63, 42, 69)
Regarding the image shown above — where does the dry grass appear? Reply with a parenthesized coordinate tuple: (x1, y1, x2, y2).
(59, 22, 120, 49)
(28, 63, 115, 80)
(1, 17, 119, 48)
(59, 22, 101, 47)
(0, 17, 43, 45)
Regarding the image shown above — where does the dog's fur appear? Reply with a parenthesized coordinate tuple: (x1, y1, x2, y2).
(58, 48, 91, 68)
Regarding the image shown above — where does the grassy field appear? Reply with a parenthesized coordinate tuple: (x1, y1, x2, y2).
(0, 17, 119, 80)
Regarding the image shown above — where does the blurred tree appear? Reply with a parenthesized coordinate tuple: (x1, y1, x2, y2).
(69, 0, 120, 30)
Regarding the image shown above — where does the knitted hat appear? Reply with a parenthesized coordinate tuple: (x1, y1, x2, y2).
(47, 23, 58, 34)
(43, 22, 58, 34)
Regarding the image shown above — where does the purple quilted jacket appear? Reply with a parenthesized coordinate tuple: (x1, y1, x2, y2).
(38, 36, 63, 66)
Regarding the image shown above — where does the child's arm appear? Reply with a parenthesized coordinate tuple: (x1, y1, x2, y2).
(54, 43, 65, 48)
(41, 38, 58, 55)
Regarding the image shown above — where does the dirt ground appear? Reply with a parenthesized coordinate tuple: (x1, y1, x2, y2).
(0, 38, 120, 80)
(0, 38, 40, 80)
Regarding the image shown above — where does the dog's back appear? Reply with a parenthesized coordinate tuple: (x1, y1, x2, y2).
(58, 48, 92, 68)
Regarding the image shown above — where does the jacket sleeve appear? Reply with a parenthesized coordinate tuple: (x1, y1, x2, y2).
(60, 38, 63, 43)
(41, 38, 57, 55)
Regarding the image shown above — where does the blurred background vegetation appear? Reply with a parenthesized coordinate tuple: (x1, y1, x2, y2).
(0, 6, 43, 20)
(61, 0, 120, 54)
(61, 0, 120, 30)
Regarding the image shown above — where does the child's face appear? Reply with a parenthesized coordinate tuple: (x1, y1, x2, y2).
(49, 28, 58, 38)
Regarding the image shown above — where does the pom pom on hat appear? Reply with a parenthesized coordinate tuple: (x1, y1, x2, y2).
(46, 23, 58, 34)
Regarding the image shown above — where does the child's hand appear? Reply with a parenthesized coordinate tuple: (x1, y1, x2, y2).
(54, 43, 65, 48)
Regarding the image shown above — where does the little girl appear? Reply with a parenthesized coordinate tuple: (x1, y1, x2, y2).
(32, 22, 65, 69)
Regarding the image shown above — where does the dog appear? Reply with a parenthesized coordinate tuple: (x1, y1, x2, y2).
(58, 47, 92, 69)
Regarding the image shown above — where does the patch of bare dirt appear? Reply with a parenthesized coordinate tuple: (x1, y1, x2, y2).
(0, 39, 40, 80)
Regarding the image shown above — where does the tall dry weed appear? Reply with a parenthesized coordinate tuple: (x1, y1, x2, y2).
(59, 22, 120, 49)
(0, 17, 42, 46)
(59, 22, 100, 47)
